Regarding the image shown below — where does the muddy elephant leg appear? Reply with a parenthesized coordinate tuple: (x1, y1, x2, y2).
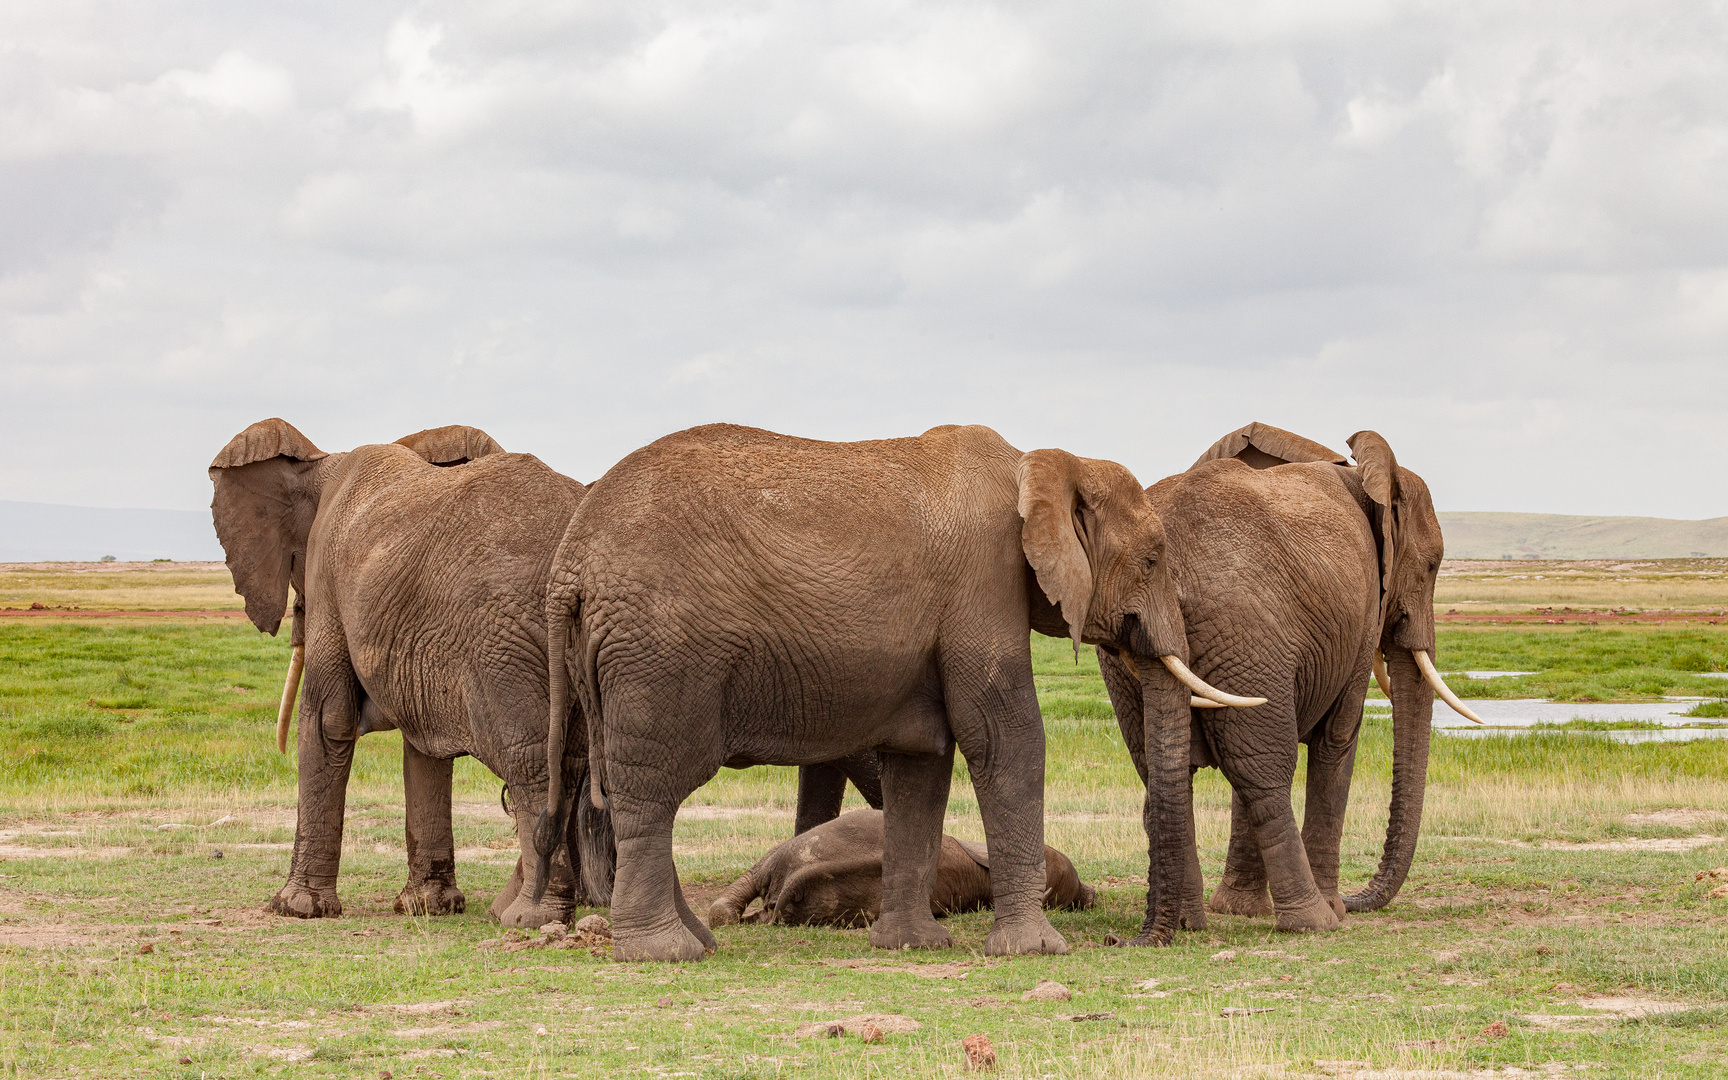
(396, 742, 465, 916)
(1207, 788, 1274, 917)
(1301, 695, 1366, 921)
(1236, 784, 1339, 933)
(952, 663, 1067, 957)
(869, 745, 954, 950)
(498, 779, 578, 929)
(795, 763, 848, 836)
(268, 660, 357, 919)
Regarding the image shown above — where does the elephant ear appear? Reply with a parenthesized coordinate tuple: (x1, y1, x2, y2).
(1191, 421, 1348, 471)
(1347, 430, 1401, 622)
(208, 419, 328, 637)
(1018, 449, 1093, 655)
(395, 425, 505, 466)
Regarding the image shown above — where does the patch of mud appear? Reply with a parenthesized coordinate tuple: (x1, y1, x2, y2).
(816, 958, 979, 978)
(358, 1000, 470, 1017)
(1625, 808, 1724, 829)
(1576, 994, 1691, 1017)
(254, 1047, 314, 1062)
(0, 924, 95, 948)
(792, 1013, 921, 1038)
(389, 1022, 506, 1037)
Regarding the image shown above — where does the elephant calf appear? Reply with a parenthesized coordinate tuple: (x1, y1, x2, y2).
(707, 810, 1095, 929)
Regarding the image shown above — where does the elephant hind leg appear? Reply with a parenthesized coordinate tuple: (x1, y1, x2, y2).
(1238, 786, 1338, 933)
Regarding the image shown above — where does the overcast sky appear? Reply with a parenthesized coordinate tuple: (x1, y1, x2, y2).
(4, 1, 1726, 519)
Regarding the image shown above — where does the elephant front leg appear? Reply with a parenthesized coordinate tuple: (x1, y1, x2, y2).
(1301, 719, 1364, 922)
(269, 686, 357, 919)
(396, 742, 465, 916)
(1207, 788, 1274, 918)
(869, 747, 954, 950)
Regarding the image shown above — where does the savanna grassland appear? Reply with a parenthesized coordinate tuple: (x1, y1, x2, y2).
(0, 563, 1725, 1078)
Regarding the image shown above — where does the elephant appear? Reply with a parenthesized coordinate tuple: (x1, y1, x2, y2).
(706, 809, 1095, 929)
(1097, 422, 1472, 943)
(535, 422, 1257, 962)
(209, 418, 611, 926)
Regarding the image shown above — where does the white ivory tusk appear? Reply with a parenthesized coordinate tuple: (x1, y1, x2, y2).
(1190, 696, 1226, 709)
(1373, 650, 1394, 698)
(1159, 655, 1268, 708)
(277, 644, 305, 753)
(1414, 649, 1484, 724)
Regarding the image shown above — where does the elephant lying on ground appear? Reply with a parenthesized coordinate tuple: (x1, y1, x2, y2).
(538, 422, 1258, 961)
(707, 809, 1095, 928)
(1098, 422, 1473, 942)
(210, 419, 610, 926)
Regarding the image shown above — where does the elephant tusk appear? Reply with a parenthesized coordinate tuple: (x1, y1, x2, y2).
(1373, 650, 1393, 698)
(1191, 696, 1226, 709)
(276, 644, 305, 753)
(1159, 655, 1267, 708)
(1414, 649, 1484, 724)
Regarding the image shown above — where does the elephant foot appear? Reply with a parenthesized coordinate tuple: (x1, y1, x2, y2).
(395, 879, 466, 916)
(1105, 928, 1175, 948)
(1323, 890, 1346, 921)
(1179, 904, 1208, 932)
(266, 882, 341, 919)
(497, 893, 571, 930)
(984, 913, 1068, 957)
(707, 898, 745, 928)
(677, 897, 718, 951)
(1207, 880, 1274, 918)
(869, 912, 951, 951)
(1273, 895, 1342, 934)
(613, 922, 711, 963)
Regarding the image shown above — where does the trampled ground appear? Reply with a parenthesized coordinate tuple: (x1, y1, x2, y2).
(0, 567, 1725, 1077)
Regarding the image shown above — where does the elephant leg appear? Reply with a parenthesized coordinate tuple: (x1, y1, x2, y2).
(951, 663, 1067, 957)
(1301, 692, 1367, 921)
(268, 655, 357, 919)
(497, 780, 578, 929)
(1180, 783, 1207, 931)
(869, 746, 954, 950)
(609, 786, 712, 961)
(1207, 788, 1274, 917)
(1237, 785, 1339, 933)
(794, 763, 848, 836)
(838, 749, 885, 811)
(489, 860, 525, 924)
(396, 742, 465, 916)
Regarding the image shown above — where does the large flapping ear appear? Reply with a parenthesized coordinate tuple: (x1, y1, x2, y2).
(209, 418, 326, 469)
(1018, 449, 1093, 653)
(208, 420, 326, 636)
(1191, 421, 1348, 471)
(395, 425, 505, 466)
(1347, 430, 1401, 620)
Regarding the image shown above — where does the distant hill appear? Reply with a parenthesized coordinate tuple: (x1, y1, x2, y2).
(0, 501, 222, 562)
(1440, 512, 1728, 560)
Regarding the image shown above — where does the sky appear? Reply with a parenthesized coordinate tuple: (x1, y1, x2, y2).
(3, 1, 1727, 519)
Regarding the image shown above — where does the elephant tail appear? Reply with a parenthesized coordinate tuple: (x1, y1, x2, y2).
(1344, 645, 1433, 912)
(533, 584, 586, 901)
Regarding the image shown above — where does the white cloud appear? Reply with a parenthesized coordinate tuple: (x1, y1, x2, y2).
(0, 0, 1726, 518)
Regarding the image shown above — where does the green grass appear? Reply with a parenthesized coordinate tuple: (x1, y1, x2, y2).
(2, 623, 1727, 1076)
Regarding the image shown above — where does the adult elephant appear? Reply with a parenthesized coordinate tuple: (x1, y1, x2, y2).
(1098, 423, 1477, 942)
(535, 423, 1258, 962)
(210, 418, 609, 926)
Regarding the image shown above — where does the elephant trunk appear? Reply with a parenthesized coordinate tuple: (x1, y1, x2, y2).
(1135, 655, 1192, 945)
(1343, 644, 1432, 912)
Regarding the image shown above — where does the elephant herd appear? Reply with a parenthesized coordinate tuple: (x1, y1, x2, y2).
(208, 417, 1472, 962)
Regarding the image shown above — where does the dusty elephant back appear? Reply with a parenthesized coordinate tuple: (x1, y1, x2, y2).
(306, 445, 586, 762)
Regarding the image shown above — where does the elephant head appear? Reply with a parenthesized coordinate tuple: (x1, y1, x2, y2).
(1341, 429, 1470, 912)
(209, 419, 507, 751)
(1018, 447, 1262, 944)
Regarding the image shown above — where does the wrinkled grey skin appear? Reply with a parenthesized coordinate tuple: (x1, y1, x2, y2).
(794, 751, 884, 835)
(707, 809, 1095, 929)
(539, 423, 1189, 962)
(1098, 423, 1443, 941)
(210, 419, 609, 926)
